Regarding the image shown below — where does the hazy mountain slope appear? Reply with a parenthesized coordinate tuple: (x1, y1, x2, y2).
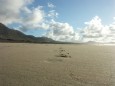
(0, 23, 55, 43)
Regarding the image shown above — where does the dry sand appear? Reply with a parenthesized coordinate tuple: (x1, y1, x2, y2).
(0, 43, 115, 86)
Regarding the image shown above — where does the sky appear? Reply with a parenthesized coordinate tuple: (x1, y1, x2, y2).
(0, 0, 115, 43)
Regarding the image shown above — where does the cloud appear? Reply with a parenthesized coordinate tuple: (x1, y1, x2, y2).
(0, 0, 34, 24)
(18, 6, 52, 32)
(21, 6, 45, 26)
(82, 16, 103, 40)
(48, 10, 59, 18)
(48, 2, 55, 8)
(17, 6, 46, 32)
(0, 0, 80, 42)
(18, 5, 59, 31)
(45, 20, 80, 42)
(113, 17, 115, 20)
(0, 0, 48, 31)
(81, 16, 115, 43)
(45, 16, 115, 43)
(1, 0, 115, 43)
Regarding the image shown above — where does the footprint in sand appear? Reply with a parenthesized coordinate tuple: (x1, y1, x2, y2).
(45, 58, 63, 63)
(69, 73, 107, 85)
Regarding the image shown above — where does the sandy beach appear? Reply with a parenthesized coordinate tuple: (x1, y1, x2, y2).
(0, 43, 115, 86)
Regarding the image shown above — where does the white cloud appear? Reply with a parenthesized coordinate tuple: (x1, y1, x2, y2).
(22, 6, 44, 25)
(48, 10, 59, 18)
(81, 16, 115, 43)
(0, 0, 61, 32)
(82, 16, 103, 39)
(0, 0, 47, 31)
(0, 0, 34, 24)
(45, 20, 80, 42)
(113, 17, 115, 20)
(22, 7, 32, 14)
(18, 6, 48, 31)
(1, 0, 115, 43)
(48, 2, 55, 8)
(45, 16, 115, 43)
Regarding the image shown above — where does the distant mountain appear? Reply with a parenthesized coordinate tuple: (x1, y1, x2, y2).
(0, 23, 55, 43)
(83, 41, 115, 45)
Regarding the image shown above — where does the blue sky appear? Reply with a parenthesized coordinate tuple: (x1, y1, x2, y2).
(31, 0, 115, 35)
(0, 0, 115, 42)
(34, 0, 115, 26)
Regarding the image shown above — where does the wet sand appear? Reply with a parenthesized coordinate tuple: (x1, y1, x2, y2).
(0, 43, 115, 86)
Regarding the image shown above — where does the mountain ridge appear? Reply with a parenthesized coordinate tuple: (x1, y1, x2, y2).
(0, 23, 55, 43)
